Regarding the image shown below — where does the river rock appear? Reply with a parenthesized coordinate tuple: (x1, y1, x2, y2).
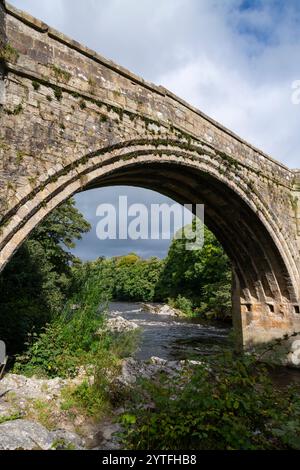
(100, 316, 139, 334)
(142, 303, 181, 317)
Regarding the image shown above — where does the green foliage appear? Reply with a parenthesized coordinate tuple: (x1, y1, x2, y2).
(53, 86, 62, 101)
(121, 352, 300, 450)
(0, 199, 90, 355)
(0, 43, 19, 63)
(79, 99, 87, 110)
(156, 222, 232, 320)
(4, 103, 23, 115)
(168, 295, 194, 316)
(32, 198, 90, 270)
(50, 65, 71, 83)
(51, 439, 75, 450)
(32, 81, 40, 91)
(13, 255, 140, 379)
(114, 255, 163, 302)
(59, 328, 140, 418)
(0, 412, 22, 425)
(13, 276, 106, 378)
(72, 254, 164, 304)
(68, 222, 232, 319)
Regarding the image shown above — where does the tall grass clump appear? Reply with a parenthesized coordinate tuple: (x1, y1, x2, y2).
(13, 267, 110, 378)
(61, 327, 140, 419)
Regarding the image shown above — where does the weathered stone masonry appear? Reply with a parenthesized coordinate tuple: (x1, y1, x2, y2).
(0, 0, 299, 349)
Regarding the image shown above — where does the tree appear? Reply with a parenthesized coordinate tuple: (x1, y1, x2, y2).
(155, 221, 232, 319)
(0, 198, 91, 354)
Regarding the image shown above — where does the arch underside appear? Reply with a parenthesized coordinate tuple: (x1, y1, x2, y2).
(82, 160, 300, 347)
(84, 162, 295, 306)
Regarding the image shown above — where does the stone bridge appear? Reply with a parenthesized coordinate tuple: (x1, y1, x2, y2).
(0, 1, 300, 351)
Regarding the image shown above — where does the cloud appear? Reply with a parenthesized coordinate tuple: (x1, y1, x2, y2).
(72, 187, 193, 260)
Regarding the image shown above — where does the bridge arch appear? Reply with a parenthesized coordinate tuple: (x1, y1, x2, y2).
(0, 139, 299, 347)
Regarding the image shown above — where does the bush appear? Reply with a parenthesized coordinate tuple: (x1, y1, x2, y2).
(0, 198, 90, 355)
(13, 272, 108, 378)
(168, 295, 194, 316)
(120, 351, 300, 450)
(59, 329, 140, 419)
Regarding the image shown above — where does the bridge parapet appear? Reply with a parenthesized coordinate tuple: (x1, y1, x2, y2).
(293, 171, 300, 248)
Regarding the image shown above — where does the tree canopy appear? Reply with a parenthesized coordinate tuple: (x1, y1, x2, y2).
(0, 198, 90, 353)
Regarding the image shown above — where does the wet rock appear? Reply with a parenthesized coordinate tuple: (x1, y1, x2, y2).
(99, 316, 139, 334)
(142, 303, 182, 317)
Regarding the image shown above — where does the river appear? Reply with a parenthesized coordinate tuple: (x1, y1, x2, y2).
(108, 301, 300, 387)
(109, 301, 232, 360)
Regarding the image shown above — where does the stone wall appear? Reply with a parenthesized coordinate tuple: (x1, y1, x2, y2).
(293, 171, 300, 248)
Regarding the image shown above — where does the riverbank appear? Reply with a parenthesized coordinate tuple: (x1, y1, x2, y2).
(1, 304, 300, 450)
(0, 354, 201, 450)
(0, 304, 231, 450)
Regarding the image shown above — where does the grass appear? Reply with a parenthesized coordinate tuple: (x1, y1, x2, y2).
(51, 65, 71, 83)
(51, 439, 76, 450)
(0, 43, 19, 63)
(60, 329, 140, 420)
(28, 399, 56, 430)
(0, 412, 22, 425)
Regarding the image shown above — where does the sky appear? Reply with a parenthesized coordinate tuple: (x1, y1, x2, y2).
(10, 0, 300, 260)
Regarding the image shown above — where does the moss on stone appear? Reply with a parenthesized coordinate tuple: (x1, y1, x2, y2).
(0, 43, 19, 64)
(79, 99, 87, 110)
(32, 81, 41, 91)
(16, 151, 26, 164)
(88, 77, 96, 93)
(100, 114, 108, 123)
(53, 86, 62, 101)
(50, 65, 72, 83)
(4, 103, 23, 116)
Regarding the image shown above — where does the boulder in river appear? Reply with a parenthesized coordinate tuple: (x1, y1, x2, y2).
(99, 315, 139, 334)
(142, 303, 182, 316)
